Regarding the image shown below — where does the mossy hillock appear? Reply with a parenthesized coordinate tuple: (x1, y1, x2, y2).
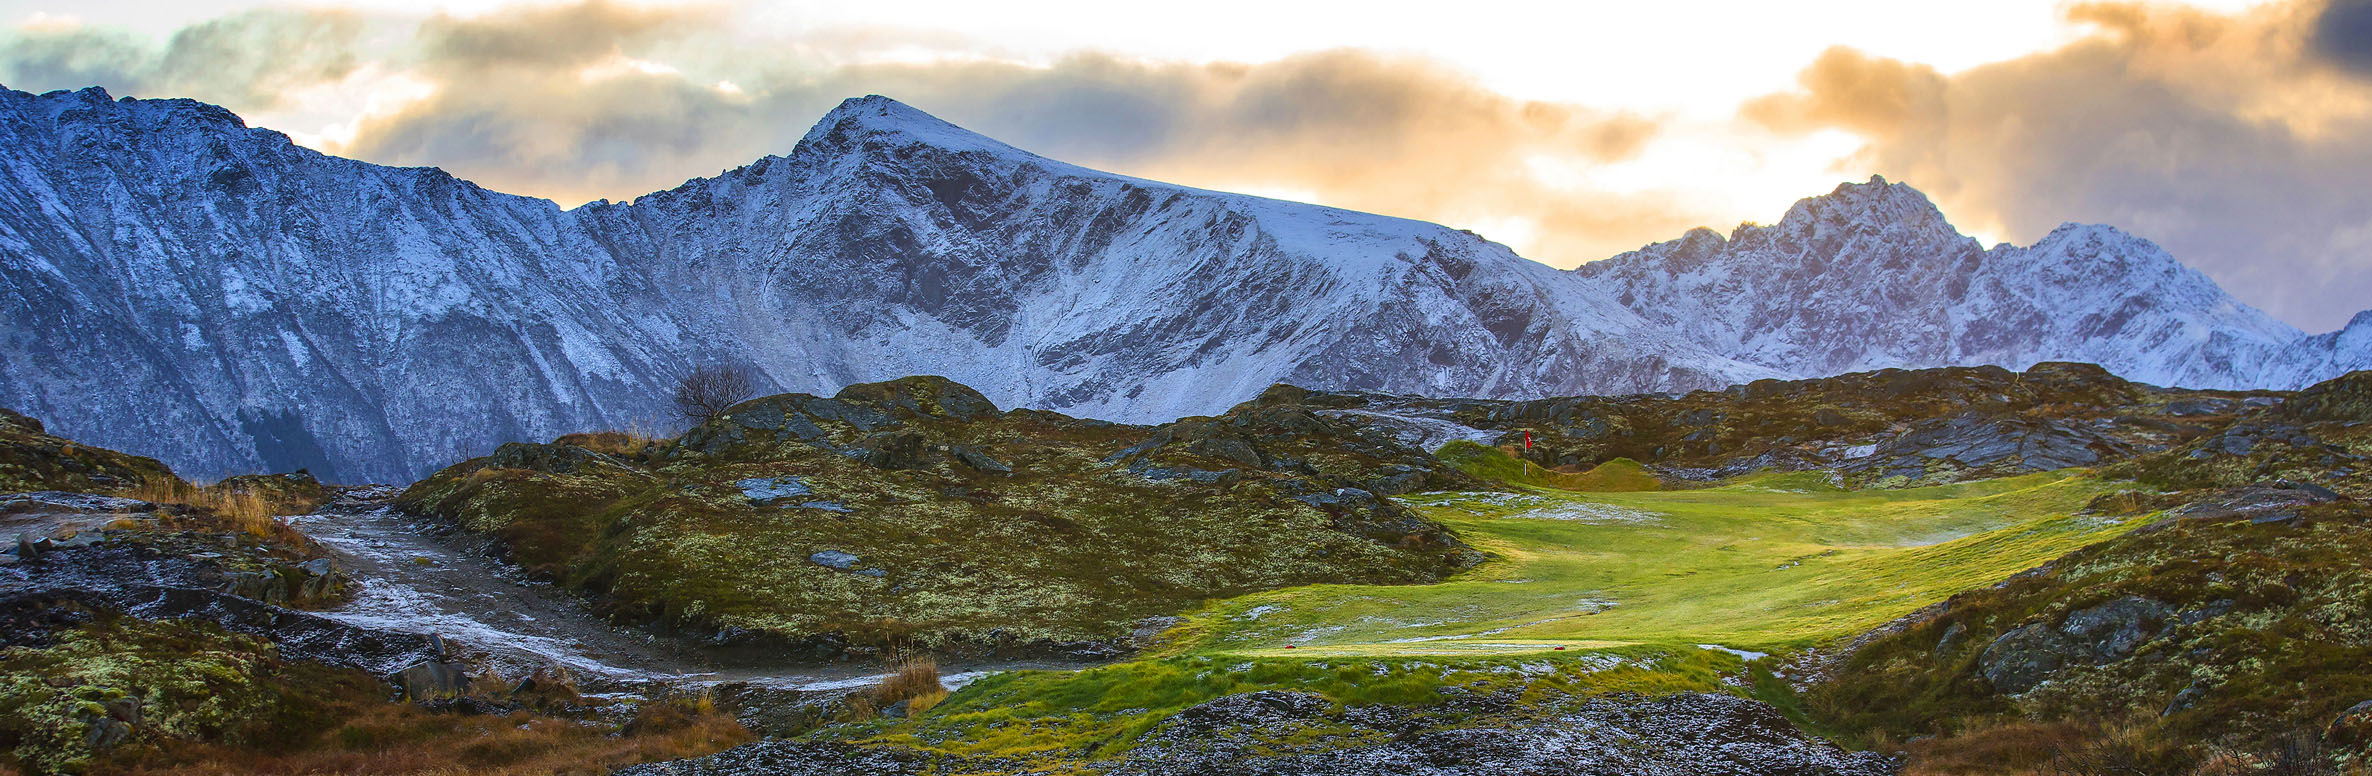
(1801, 495, 2372, 772)
(0, 408, 180, 496)
(396, 376, 1482, 658)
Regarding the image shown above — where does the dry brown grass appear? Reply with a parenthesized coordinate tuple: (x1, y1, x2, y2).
(847, 655, 949, 721)
(97, 697, 750, 776)
(552, 429, 659, 459)
(128, 479, 280, 537)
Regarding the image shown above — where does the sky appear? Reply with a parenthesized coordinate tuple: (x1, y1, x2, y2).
(2, 0, 2368, 331)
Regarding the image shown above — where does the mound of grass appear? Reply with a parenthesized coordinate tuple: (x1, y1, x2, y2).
(1805, 501, 2372, 770)
(0, 408, 179, 496)
(397, 377, 1480, 654)
(1437, 441, 1660, 492)
(0, 609, 749, 776)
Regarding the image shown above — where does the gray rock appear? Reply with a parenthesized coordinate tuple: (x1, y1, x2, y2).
(950, 445, 1012, 474)
(2058, 596, 2173, 660)
(389, 659, 473, 701)
(736, 476, 813, 504)
(809, 550, 861, 570)
(1979, 622, 2080, 694)
(1981, 596, 2173, 693)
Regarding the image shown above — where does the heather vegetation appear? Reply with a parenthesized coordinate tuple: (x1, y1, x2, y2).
(6, 365, 2371, 774)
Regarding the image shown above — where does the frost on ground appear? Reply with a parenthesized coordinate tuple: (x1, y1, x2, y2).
(1510, 501, 1665, 524)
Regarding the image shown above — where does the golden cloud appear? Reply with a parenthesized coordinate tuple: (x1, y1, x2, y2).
(1745, 0, 2372, 330)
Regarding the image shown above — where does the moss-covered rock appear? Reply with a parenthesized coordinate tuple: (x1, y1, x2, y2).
(397, 376, 1480, 657)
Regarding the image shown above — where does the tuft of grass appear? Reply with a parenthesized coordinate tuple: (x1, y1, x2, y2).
(128, 478, 282, 537)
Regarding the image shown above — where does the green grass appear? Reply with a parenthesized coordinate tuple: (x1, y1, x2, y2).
(828, 469, 2157, 765)
(1172, 470, 2140, 656)
(840, 647, 1742, 761)
(1435, 440, 1660, 491)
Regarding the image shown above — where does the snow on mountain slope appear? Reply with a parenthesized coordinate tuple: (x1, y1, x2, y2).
(1572, 177, 2363, 392)
(0, 89, 1769, 481)
(0, 89, 2356, 483)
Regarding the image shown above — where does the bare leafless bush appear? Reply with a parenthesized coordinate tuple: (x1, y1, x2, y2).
(672, 364, 756, 425)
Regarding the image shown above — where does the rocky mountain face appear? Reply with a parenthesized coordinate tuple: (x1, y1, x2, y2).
(1574, 177, 2368, 390)
(0, 86, 2360, 482)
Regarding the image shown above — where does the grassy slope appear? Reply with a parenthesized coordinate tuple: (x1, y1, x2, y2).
(827, 469, 2147, 766)
(1435, 440, 1661, 492)
(1176, 471, 2132, 657)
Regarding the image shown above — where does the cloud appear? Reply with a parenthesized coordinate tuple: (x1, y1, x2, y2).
(1746, 0, 2372, 331)
(2, 1, 1702, 269)
(1, 9, 364, 111)
(2316, 0, 2372, 73)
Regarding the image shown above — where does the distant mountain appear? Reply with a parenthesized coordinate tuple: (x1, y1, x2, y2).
(1574, 176, 2367, 390)
(0, 86, 2360, 482)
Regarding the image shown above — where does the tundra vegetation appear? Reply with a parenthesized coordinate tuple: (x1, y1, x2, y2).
(3, 366, 2369, 774)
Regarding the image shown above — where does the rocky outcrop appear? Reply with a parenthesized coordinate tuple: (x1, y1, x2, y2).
(620, 690, 1895, 776)
(1978, 596, 2175, 693)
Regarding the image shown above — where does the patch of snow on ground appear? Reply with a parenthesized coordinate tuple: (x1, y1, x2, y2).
(1695, 644, 1771, 661)
(1511, 501, 1665, 524)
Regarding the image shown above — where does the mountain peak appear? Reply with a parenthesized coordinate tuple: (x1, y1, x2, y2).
(794, 94, 1024, 158)
(1769, 174, 1960, 239)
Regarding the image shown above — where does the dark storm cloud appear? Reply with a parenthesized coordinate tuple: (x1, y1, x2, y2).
(2315, 0, 2372, 73)
(1745, 1, 2372, 331)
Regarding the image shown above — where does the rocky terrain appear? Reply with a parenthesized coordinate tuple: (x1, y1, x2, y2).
(394, 376, 1482, 658)
(2, 86, 2364, 483)
(1307, 361, 2289, 487)
(2, 365, 2368, 775)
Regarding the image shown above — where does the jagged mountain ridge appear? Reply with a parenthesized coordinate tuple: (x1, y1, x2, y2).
(0, 86, 2359, 482)
(1574, 177, 2365, 389)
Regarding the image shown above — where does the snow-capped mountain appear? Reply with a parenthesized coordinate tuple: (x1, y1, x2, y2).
(1573, 177, 2366, 390)
(0, 87, 2360, 482)
(0, 87, 1772, 481)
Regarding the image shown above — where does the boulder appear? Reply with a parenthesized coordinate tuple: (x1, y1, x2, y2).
(389, 659, 473, 701)
(1979, 596, 2173, 693)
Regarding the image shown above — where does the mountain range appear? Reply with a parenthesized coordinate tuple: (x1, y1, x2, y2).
(1, 85, 2363, 482)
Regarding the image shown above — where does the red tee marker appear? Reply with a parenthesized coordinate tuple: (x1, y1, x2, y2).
(1524, 431, 1532, 450)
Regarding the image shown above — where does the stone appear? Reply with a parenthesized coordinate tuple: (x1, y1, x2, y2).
(389, 659, 472, 701)
(1934, 621, 1969, 658)
(809, 550, 861, 571)
(736, 476, 813, 504)
(949, 445, 1011, 474)
(2058, 596, 2173, 659)
(1979, 622, 2080, 694)
(851, 430, 931, 470)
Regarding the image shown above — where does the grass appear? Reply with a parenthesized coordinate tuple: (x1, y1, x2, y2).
(1170, 470, 2138, 657)
(838, 646, 1741, 762)
(0, 611, 749, 775)
(127, 479, 283, 537)
(811, 468, 2153, 766)
(1435, 441, 1660, 491)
